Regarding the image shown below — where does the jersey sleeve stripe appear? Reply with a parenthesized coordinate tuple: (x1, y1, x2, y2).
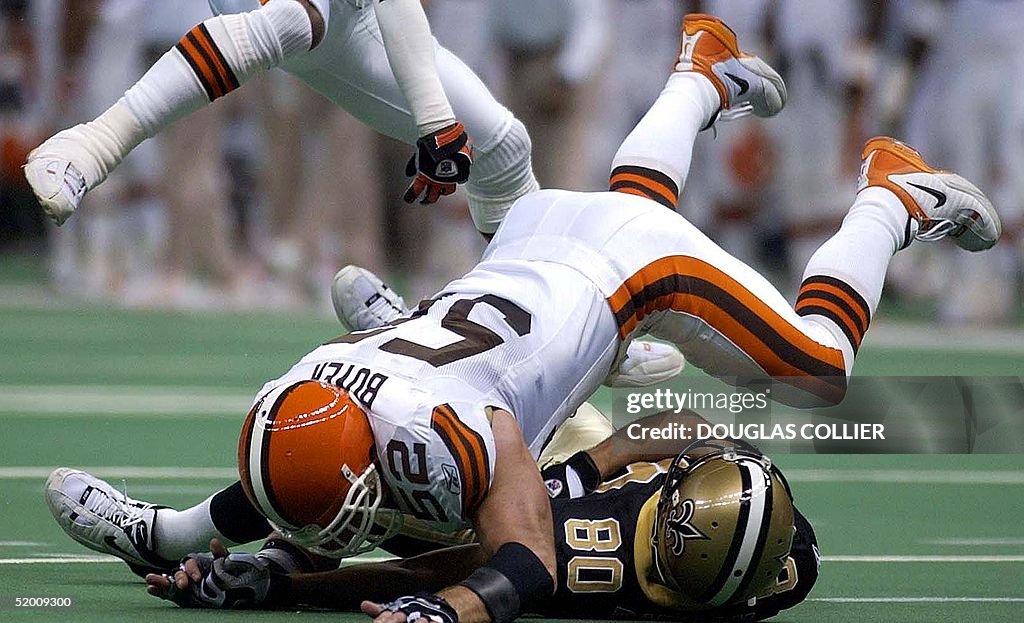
(607, 255, 847, 402)
(431, 404, 490, 516)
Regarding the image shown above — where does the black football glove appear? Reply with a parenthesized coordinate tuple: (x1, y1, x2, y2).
(383, 592, 459, 623)
(540, 450, 602, 500)
(164, 551, 271, 609)
(404, 122, 473, 204)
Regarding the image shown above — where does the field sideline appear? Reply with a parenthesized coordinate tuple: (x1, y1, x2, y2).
(1, 301, 1023, 622)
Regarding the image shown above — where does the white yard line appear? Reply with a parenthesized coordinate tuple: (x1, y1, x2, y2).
(0, 466, 237, 479)
(811, 597, 1024, 603)
(924, 538, 1024, 546)
(822, 555, 1024, 563)
(785, 469, 1024, 485)
(864, 323, 1024, 354)
(0, 556, 120, 565)
(0, 385, 252, 416)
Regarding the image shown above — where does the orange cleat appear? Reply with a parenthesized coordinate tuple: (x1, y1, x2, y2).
(858, 137, 1001, 251)
(676, 14, 786, 122)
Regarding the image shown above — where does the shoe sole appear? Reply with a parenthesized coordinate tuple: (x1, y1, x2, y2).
(942, 174, 1002, 251)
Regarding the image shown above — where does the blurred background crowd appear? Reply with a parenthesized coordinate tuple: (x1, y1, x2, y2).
(1, 0, 1022, 322)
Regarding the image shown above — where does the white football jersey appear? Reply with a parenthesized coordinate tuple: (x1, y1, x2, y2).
(256, 257, 619, 529)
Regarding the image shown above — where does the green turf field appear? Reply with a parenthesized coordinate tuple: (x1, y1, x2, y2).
(1, 299, 1023, 622)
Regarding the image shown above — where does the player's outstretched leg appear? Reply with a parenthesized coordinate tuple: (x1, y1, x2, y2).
(795, 136, 1001, 368)
(608, 13, 786, 209)
(46, 468, 271, 575)
(24, 0, 324, 225)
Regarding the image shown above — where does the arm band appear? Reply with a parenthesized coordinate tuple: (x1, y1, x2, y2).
(458, 542, 554, 623)
(565, 450, 602, 493)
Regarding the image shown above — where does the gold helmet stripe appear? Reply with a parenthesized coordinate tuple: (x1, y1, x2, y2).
(706, 459, 772, 606)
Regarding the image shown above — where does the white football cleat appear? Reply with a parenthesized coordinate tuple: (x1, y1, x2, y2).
(605, 340, 686, 388)
(859, 136, 1001, 251)
(23, 124, 115, 226)
(45, 468, 173, 575)
(676, 13, 787, 123)
(331, 265, 409, 331)
(23, 153, 87, 226)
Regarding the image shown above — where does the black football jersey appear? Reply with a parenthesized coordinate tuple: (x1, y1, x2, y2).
(544, 461, 819, 620)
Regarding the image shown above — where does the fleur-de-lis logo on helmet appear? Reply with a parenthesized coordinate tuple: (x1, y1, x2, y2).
(665, 493, 709, 556)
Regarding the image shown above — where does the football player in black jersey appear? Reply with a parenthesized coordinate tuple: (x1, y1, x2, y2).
(147, 427, 819, 621)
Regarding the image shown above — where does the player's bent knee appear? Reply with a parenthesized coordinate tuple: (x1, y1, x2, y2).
(467, 118, 539, 235)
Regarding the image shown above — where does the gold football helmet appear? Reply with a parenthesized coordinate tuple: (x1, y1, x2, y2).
(651, 441, 795, 610)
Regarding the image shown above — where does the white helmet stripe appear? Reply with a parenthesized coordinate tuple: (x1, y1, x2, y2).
(247, 384, 296, 530)
(709, 459, 770, 607)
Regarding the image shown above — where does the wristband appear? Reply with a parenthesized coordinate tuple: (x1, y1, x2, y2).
(564, 450, 602, 493)
(458, 542, 553, 623)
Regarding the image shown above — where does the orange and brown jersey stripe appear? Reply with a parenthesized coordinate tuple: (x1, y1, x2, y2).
(795, 276, 871, 354)
(175, 24, 240, 102)
(607, 255, 847, 402)
(609, 165, 679, 210)
(431, 404, 490, 518)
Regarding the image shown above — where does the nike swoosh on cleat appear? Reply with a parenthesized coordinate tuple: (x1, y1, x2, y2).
(103, 535, 141, 562)
(907, 182, 947, 209)
(724, 72, 749, 95)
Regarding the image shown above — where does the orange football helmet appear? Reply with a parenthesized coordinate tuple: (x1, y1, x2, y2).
(237, 380, 401, 557)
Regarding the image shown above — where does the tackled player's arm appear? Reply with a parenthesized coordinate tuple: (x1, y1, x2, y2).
(589, 409, 710, 478)
(284, 544, 489, 610)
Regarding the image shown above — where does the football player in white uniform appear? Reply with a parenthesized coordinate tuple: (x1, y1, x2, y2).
(24, 0, 537, 235)
(46, 12, 1001, 623)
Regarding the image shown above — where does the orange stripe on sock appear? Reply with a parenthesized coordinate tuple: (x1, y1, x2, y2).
(799, 283, 869, 332)
(612, 187, 652, 200)
(609, 172, 678, 207)
(191, 25, 237, 94)
(795, 296, 864, 349)
(178, 33, 224, 99)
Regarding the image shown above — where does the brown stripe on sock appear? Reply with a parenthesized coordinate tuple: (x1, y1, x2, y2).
(176, 31, 222, 100)
(193, 23, 240, 93)
(609, 165, 679, 210)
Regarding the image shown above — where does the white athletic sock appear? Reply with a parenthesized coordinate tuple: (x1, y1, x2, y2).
(609, 72, 720, 203)
(465, 118, 539, 235)
(64, 0, 314, 191)
(796, 186, 912, 368)
(151, 496, 233, 560)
